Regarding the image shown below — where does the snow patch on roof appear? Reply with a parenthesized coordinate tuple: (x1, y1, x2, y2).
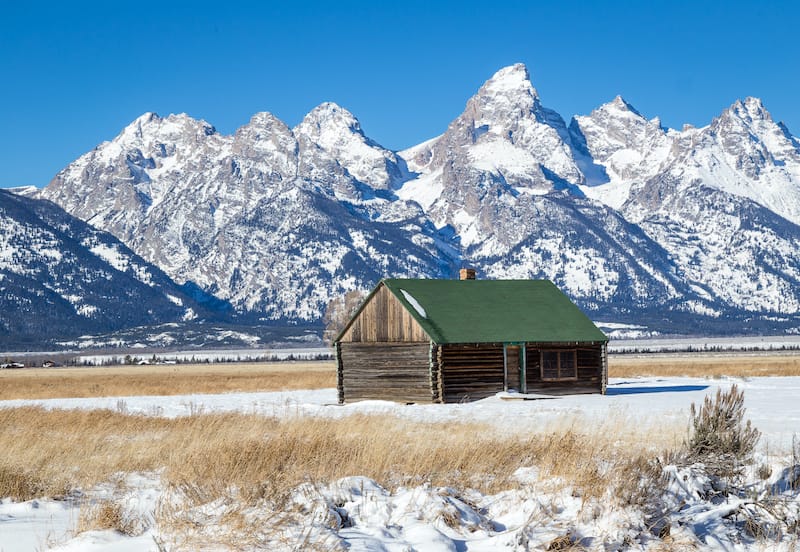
(399, 289, 427, 318)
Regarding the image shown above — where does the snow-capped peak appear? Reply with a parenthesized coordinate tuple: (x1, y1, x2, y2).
(236, 111, 295, 146)
(725, 96, 771, 123)
(116, 112, 216, 147)
(608, 95, 643, 116)
(480, 63, 538, 98)
(245, 111, 284, 128)
(116, 112, 161, 142)
(295, 102, 403, 190)
(133, 111, 161, 125)
(468, 63, 543, 124)
(297, 102, 365, 137)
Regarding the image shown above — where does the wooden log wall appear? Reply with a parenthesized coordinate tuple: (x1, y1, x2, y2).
(340, 285, 429, 343)
(601, 343, 608, 395)
(335, 342, 344, 404)
(525, 343, 604, 395)
(339, 342, 433, 403)
(439, 344, 505, 402)
(430, 342, 442, 403)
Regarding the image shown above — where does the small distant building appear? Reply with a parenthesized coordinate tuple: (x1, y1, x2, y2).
(334, 271, 608, 404)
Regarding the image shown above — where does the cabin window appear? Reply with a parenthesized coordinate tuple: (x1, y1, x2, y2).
(540, 350, 577, 380)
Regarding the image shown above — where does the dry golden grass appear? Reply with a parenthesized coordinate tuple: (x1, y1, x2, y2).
(0, 406, 677, 505)
(77, 498, 146, 536)
(0, 361, 335, 400)
(609, 352, 800, 378)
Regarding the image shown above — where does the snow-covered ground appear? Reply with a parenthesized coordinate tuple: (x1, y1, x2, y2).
(2, 376, 799, 550)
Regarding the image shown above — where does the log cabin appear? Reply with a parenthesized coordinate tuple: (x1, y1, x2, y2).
(334, 270, 608, 403)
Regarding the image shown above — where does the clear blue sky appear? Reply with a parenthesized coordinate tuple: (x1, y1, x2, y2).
(2, 0, 798, 187)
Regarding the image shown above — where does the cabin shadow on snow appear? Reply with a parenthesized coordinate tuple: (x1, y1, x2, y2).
(605, 384, 709, 396)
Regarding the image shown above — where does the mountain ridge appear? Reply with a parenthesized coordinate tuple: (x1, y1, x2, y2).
(0, 189, 218, 347)
(30, 63, 800, 338)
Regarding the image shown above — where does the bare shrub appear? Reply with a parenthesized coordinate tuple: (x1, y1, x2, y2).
(322, 290, 367, 343)
(686, 384, 760, 478)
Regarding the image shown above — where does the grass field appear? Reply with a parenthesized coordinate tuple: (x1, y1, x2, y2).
(608, 352, 800, 378)
(0, 361, 335, 400)
(2, 352, 800, 401)
(0, 354, 698, 502)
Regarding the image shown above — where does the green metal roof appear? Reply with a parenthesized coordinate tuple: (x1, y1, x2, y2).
(380, 278, 608, 344)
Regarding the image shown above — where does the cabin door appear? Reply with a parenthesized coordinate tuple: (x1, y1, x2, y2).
(504, 345, 521, 392)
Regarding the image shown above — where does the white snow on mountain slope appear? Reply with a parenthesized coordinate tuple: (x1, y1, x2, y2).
(395, 167, 444, 212)
(566, 92, 800, 319)
(392, 66, 688, 313)
(86, 242, 154, 286)
(398, 135, 440, 173)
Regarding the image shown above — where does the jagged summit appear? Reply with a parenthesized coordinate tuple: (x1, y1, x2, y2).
(244, 111, 284, 127)
(722, 96, 772, 123)
(132, 111, 160, 125)
(607, 95, 644, 116)
(116, 111, 216, 147)
(297, 102, 364, 135)
(480, 63, 537, 95)
(468, 63, 543, 124)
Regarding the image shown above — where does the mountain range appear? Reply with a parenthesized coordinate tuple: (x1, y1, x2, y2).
(5, 63, 800, 347)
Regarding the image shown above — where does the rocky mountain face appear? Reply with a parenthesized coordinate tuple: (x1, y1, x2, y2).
(38, 63, 800, 336)
(573, 91, 800, 325)
(0, 189, 206, 348)
(41, 106, 448, 324)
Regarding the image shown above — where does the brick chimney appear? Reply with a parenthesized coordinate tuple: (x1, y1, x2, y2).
(459, 268, 476, 280)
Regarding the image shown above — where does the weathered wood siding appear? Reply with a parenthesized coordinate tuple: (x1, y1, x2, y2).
(525, 343, 604, 395)
(430, 342, 441, 403)
(340, 284, 429, 343)
(335, 341, 344, 404)
(438, 344, 505, 402)
(338, 342, 432, 403)
(600, 343, 608, 394)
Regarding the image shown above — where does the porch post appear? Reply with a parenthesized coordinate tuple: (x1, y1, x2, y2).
(502, 345, 508, 391)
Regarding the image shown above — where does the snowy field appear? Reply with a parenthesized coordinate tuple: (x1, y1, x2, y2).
(1, 376, 799, 551)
